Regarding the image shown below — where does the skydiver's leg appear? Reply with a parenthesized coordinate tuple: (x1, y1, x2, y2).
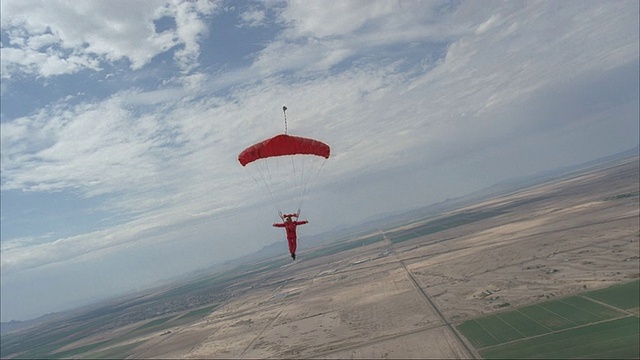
(287, 237, 293, 254)
(288, 237, 297, 259)
(291, 237, 297, 255)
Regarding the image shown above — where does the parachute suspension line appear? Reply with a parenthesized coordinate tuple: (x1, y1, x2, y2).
(296, 156, 304, 208)
(243, 165, 281, 215)
(288, 154, 304, 216)
(264, 156, 285, 213)
(282, 105, 288, 134)
(296, 157, 327, 215)
(289, 155, 297, 210)
(257, 159, 283, 215)
(295, 156, 308, 214)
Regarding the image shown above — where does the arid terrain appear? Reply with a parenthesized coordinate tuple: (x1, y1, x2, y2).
(3, 157, 638, 359)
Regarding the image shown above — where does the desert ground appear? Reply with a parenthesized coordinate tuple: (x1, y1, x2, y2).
(117, 157, 638, 359)
(13, 157, 637, 359)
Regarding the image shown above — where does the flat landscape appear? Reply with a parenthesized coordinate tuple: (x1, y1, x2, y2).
(2, 157, 638, 359)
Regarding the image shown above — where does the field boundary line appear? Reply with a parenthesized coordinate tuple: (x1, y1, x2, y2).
(557, 298, 607, 320)
(477, 315, 637, 351)
(495, 313, 527, 338)
(471, 319, 500, 345)
(515, 308, 552, 332)
(580, 295, 639, 316)
(535, 303, 580, 326)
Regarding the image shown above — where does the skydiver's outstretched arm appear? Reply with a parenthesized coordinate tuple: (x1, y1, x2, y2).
(273, 222, 286, 227)
(295, 220, 308, 226)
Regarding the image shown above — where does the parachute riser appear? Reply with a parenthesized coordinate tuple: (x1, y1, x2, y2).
(282, 105, 288, 134)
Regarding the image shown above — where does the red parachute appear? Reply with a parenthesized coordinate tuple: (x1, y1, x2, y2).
(238, 107, 330, 215)
(238, 134, 330, 166)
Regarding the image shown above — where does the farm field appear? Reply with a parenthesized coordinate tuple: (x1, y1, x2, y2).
(457, 280, 640, 359)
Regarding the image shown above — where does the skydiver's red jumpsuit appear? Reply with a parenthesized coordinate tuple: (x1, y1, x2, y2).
(273, 217, 308, 258)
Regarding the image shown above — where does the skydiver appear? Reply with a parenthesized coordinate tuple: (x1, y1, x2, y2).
(273, 212, 308, 260)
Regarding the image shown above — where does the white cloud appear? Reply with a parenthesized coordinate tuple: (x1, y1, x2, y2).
(2, 95, 171, 194)
(280, 1, 432, 39)
(475, 14, 501, 35)
(171, 0, 216, 72)
(0, 0, 218, 78)
(250, 1, 470, 77)
(239, 8, 266, 28)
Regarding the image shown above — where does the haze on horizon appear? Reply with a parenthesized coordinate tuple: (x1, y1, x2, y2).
(1, 1, 638, 321)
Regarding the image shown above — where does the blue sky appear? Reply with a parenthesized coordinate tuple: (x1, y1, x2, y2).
(1, 1, 638, 321)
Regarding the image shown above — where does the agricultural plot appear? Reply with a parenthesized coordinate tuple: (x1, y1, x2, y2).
(304, 233, 385, 259)
(479, 316, 639, 359)
(457, 280, 640, 359)
(381, 196, 552, 244)
(388, 230, 423, 243)
(585, 279, 640, 312)
(387, 209, 507, 243)
(127, 304, 218, 336)
(85, 342, 144, 359)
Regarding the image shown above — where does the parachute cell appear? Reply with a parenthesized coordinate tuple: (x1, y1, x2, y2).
(238, 134, 330, 166)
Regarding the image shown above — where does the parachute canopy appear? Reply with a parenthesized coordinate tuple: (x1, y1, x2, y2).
(238, 134, 330, 167)
(238, 132, 330, 215)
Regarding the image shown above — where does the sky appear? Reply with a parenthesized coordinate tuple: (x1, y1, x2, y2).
(1, 1, 638, 321)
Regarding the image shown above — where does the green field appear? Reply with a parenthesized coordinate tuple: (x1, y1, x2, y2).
(457, 280, 640, 359)
(480, 316, 639, 359)
(585, 279, 640, 312)
(304, 233, 385, 259)
(387, 209, 508, 243)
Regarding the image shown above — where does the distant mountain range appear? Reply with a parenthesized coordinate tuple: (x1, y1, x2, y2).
(471, 144, 639, 199)
(1, 312, 66, 335)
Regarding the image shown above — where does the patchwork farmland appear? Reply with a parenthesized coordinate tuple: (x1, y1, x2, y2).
(457, 280, 640, 359)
